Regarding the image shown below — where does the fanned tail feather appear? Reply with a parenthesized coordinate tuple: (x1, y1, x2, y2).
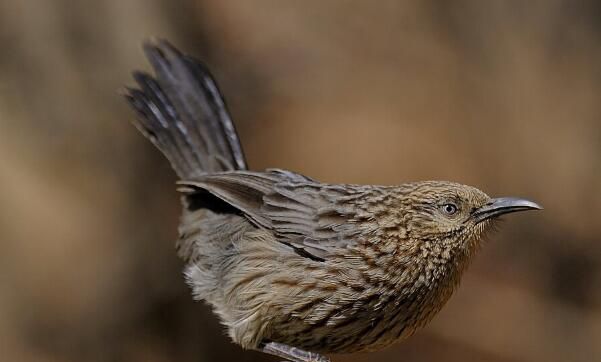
(123, 39, 247, 178)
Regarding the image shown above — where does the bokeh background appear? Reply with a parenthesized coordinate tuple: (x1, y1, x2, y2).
(1, 1, 600, 361)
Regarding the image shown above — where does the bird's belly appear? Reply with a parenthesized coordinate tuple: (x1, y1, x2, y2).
(216, 231, 459, 353)
(264, 269, 459, 354)
(265, 290, 430, 353)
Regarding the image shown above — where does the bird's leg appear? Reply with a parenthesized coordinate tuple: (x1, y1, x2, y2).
(261, 342, 330, 362)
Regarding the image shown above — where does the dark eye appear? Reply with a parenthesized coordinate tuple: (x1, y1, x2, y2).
(441, 203, 458, 216)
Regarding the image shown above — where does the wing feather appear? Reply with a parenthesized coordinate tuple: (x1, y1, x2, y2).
(179, 170, 362, 260)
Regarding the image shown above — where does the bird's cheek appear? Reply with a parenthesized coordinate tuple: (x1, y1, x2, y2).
(406, 216, 439, 235)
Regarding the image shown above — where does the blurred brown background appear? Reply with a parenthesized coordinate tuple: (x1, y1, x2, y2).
(1, 1, 600, 361)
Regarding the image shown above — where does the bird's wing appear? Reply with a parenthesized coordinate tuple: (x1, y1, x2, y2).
(179, 170, 362, 260)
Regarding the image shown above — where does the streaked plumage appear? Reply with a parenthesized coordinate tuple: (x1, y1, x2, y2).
(123, 39, 541, 362)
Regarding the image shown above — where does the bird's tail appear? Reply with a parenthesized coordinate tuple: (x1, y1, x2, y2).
(123, 39, 247, 179)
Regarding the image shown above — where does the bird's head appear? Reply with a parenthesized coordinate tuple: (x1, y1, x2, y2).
(399, 181, 541, 259)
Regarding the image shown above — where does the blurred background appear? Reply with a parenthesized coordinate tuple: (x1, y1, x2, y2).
(1, 1, 600, 361)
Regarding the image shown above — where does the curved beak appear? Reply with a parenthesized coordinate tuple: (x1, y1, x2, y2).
(473, 197, 542, 223)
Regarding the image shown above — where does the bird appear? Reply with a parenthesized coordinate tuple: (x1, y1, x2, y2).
(123, 39, 542, 362)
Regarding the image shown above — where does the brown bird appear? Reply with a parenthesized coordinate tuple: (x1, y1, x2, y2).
(123, 39, 541, 362)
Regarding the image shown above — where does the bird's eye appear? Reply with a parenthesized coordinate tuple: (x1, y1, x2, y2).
(441, 203, 458, 216)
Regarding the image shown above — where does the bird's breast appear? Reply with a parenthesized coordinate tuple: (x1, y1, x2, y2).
(266, 249, 461, 353)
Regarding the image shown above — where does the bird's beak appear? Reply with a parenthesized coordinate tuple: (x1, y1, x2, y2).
(473, 197, 542, 223)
